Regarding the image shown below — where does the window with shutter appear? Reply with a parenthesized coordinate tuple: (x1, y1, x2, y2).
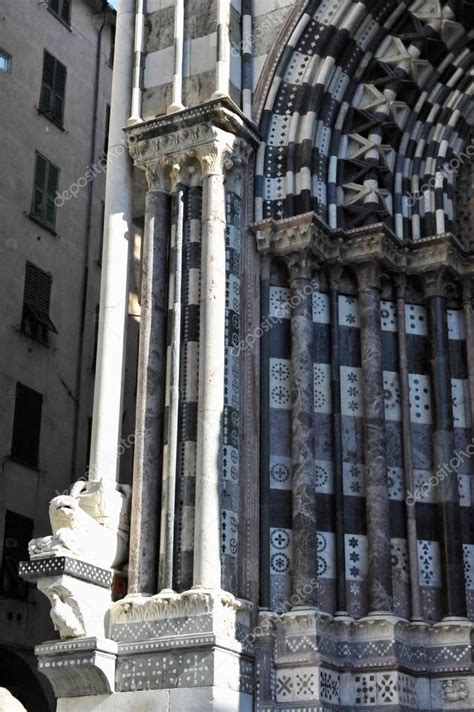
(31, 152, 59, 229)
(0, 511, 33, 600)
(11, 383, 43, 468)
(47, 0, 71, 26)
(21, 261, 58, 344)
(39, 51, 66, 125)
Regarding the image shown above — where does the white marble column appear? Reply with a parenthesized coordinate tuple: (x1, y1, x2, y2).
(89, 0, 134, 484)
(192, 144, 229, 591)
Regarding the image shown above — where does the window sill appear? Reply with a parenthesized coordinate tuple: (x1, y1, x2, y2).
(26, 212, 58, 236)
(36, 107, 65, 131)
(16, 326, 50, 347)
(46, 6, 72, 31)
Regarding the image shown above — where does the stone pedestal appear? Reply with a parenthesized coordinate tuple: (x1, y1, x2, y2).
(19, 557, 113, 640)
(108, 590, 254, 710)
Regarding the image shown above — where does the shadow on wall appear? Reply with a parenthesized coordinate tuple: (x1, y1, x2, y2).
(0, 647, 52, 712)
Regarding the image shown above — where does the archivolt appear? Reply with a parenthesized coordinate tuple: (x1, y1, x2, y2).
(255, 0, 474, 243)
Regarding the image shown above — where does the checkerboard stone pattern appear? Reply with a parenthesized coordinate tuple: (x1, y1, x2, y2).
(268, 279, 293, 609)
(175, 186, 202, 592)
(382, 299, 409, 619)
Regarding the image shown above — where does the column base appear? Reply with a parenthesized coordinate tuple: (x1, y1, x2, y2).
(253, 610, 474, 710)
(109, 589, 253, 698)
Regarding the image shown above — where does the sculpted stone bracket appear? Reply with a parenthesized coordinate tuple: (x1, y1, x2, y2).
(252, 213, 474, 284)
(20, 557, 114, 641)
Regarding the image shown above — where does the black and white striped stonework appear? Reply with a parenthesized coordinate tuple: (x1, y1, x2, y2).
(175, 186, 202, 592)
(255, 0, 473, 241)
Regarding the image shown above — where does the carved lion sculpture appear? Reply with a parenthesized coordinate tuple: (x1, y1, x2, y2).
(28, 479, 131, 570)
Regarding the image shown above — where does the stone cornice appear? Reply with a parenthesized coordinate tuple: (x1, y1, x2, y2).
(126, 97, 260, 170)
(251, 213, 474, 280)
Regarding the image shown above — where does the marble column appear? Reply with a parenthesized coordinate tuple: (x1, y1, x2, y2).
(395, 275, 422, 621)
(356, 262, 393, 613)
(288, 254, 318, 606)
(89, 0, 134, 484)
(192, 144, 228, 591)
(425, 271, 466, 618)
(128, 161, 170, 596)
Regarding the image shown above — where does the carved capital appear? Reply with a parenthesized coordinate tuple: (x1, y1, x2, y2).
(286, 251, 317, 286)
(393, 272, 408, 300)
(144, 157, 173, 193)
(327, 263, 344, 290)
(355, 261, 382, 291)
(462, 278, 474, 306)
(197, 142, 232, 178)
(422, 268, 451, 299)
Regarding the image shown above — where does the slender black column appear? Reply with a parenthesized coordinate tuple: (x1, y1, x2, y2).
(328, 266, 346, 613)
(288, 254, 318, 605)
(128, 175, 170, 595)
(425, 271, 467, 618)
(356, 262, 393, 613)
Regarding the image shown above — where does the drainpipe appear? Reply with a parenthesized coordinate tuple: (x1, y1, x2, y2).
(71, 2, 109, 481)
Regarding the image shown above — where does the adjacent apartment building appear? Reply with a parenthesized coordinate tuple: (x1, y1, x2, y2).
(0, 1, 118, 709)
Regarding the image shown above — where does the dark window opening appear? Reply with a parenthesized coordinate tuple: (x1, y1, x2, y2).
(21, 261, 58, 344)
(10, 383, 43, 468)
(48, 0, 71, 26)
(31, 152, 59, 229)
(0, 511, 33, 600)
(39, 50, 67, 126)
(103, 104, 111, 158)
(109, 25, 115, 68)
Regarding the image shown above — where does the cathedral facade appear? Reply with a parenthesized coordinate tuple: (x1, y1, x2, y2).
(20, 0, 474, 710)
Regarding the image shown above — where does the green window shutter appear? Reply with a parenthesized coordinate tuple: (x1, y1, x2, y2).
(40, 51, 66, 124)
(32, 153, 59, 228)
(22, 262, 57, 343)
(48, 0, 70, 25)
(61, 0, 71, 24)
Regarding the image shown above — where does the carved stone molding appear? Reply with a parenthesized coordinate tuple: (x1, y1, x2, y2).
(126, 97, 259, 188)
(110, 589, 251, 626)
(252, 215, 474, 288)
